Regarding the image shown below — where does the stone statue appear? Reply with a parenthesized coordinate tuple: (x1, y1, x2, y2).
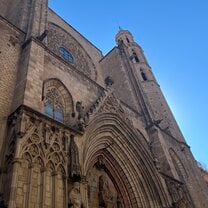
(76, 101, 85, 131)
(69, 135, 81, 181)
(153, 157, 161, 171)
(68, 182, 83, 208)
(95, 155, 105, 170)
(98, 175, 113, 207)
(104, 76, 114, 88)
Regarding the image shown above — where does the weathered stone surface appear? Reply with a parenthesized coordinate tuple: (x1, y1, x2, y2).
(0, 1, 207, 208)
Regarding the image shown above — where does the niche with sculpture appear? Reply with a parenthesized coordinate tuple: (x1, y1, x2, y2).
(87, 157, 123, 208)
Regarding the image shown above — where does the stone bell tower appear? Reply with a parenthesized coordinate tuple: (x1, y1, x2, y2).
(114, 29, 156, 126)
(115, 29, 185, 140)
(101, 29, 208, 207)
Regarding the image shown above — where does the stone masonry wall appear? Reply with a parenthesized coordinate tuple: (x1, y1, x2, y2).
(100, 48, 141, 113)
(141, 80, 185, 142)
(48, 9, 104, 86)
(0, 17, 23, 155)
(47, 23, 97, 81)
(44, 51, 102, 111)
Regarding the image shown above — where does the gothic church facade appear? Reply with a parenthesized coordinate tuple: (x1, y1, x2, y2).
(0, 1, 207, 208)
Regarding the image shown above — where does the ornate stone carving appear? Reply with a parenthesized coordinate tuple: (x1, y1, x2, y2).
(95, 155, 105, 170)
(11, 110, 69, 175)
(164, 177, 192, 208)
(76, 101, 86, 131)
(69, 135, 81, 181)
(68, 182, 83, 208)
(87, 165, 118, 208)
(98, 94, 133, 127)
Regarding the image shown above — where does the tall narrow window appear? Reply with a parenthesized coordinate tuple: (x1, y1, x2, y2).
(59, 47, 74, 63)
(44, 88, 64, 123)
(43, 79, 74, 125)
(141, 71, 147, 81)
(126, 37, 130, 43)
(133, 52, 140, 63)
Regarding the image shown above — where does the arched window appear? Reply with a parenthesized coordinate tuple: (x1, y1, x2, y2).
(43, 79, 74, 124)
(44, 88, 64, 123)
(59, 47, 74, 63)
(133, 52, 140, 63)
(141, 71, 148, 81)
(126, 36, 130, 43)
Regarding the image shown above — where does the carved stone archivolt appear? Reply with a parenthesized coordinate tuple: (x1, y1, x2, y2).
(97, 94, 133, 127)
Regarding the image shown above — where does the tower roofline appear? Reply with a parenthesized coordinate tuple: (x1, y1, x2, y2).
(116, 29, 133, 40)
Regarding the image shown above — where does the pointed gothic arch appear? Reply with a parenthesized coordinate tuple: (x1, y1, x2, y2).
(43, 78, 74, 124)
(168, 148, 194, 207)
(83, 112, 171, 208)
(169, 148, 188, 180)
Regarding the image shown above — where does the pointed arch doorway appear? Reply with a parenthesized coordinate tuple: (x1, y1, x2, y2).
(82, 112, 172, 208)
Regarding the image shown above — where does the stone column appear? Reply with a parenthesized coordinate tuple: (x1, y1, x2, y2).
(8, 158, 22, 208)
(80, 177, 88, 208)
(64, 176, 68, 208)
(26, 163, 34, 208)
(52, 171, 57, 208)
(8, 137, 23, 208)
(40, 167, 47, 208)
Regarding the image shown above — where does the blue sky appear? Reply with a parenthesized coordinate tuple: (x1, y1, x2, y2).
(49, 0, 208, 169)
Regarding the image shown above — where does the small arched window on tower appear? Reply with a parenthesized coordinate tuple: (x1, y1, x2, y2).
(59, 47, 74, 63)
(141, 69, 148, 81)
(131, 50, 140, 63)
(126, 36, 130, 43)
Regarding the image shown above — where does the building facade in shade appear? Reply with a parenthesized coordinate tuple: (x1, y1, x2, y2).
(0, 1, 207, 208)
